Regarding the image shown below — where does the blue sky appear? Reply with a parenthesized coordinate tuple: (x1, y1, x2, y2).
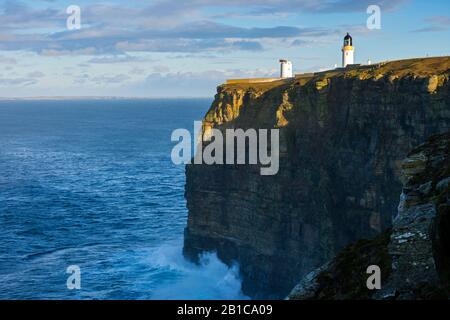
(0, 0, 449, 97)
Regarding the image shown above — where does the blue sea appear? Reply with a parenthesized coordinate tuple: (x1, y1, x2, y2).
(0, 99, 248, 300)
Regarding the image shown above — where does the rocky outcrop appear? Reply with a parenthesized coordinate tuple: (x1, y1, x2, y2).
(288, 132, 450, 300)
(287, 231, 392, 299)
(183, 57, 450, 299)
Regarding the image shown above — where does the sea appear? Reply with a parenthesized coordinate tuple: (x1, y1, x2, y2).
(0, 99, 248, 300)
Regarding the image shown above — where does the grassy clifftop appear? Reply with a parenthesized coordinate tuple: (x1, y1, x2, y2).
(220, 56, 450, 93)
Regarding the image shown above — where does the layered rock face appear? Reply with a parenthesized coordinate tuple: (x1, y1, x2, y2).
(183, 57, 450, 299)
(288, 132, 450, 299)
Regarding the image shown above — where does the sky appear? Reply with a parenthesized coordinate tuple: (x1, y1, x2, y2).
(0, 0, 449, 98)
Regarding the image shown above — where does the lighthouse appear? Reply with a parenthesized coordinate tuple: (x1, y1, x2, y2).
(342, 33, 354, 67)
(279, 59, 293, 78)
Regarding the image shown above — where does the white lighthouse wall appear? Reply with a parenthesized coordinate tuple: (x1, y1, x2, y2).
(342, 49, 354, 67)
(280, 61, 293, 78)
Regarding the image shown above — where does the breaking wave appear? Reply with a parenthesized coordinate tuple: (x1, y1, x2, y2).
(146, 242, 249, 300)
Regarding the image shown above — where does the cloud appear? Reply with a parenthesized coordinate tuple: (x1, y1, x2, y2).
(230, 40, 263, 51)
(238, 0, 407, 15)
(27, 71, 45, 78)
(129, 66, 146, 75)
(39, 48, 100, 56)
(0, 0, 65, 30)
(0, 77, 37, 86)
(114, 38, 263, 53)
(87, 55, 151, 64)
(0, 55, 17, 64)
(151, 65, 170, 73)
(90, 74, 131, 85)
(0, 67, 44, 88)
(138, 0, 407, 17)
(0, 19, 327, 54)
(291, 39, 308, 47)
(413, 15, 450, 33)
(426, 15, 450, 25)
(0, 0, 401, 56)
(70, 72, 131, 85)
(142, 21, 325, 39)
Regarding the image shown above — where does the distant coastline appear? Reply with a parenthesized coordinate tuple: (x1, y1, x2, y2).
(0, 96, 212, 101)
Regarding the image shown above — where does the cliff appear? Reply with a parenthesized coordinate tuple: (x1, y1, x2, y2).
(288, 132, 450, 299)
(183, 57, 450, 299)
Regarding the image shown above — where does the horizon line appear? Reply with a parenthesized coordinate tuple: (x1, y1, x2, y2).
(0, 96, 213, 101)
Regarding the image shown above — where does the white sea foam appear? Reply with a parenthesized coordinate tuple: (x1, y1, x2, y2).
(146, 242, 249, 300)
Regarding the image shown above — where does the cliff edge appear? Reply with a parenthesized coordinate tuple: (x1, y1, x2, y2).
(183, 57, 450, 299)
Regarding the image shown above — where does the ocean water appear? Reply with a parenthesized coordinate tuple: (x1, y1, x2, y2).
(0, 99, 248, 300)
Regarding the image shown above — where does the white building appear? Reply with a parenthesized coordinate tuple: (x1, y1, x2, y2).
(342, 33, 354, 67)
(279, 59, 293, 78)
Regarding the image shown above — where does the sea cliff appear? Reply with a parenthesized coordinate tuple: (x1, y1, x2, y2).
(288, 131, 450, 299)
(183, 57, 450, 299)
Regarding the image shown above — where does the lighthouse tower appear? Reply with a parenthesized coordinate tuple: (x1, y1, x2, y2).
(279, 59, 293, 78)
(342, 33, 354, 67)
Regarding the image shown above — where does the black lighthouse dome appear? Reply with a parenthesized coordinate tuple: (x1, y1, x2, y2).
(344, 33, 352, 46)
